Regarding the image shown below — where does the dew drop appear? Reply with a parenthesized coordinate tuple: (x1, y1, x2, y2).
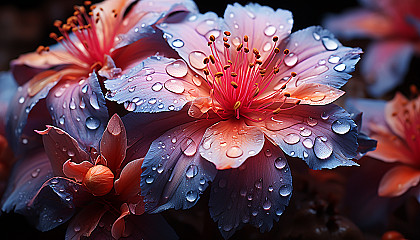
(31, 168, 40, 178)
(254, 178, 263, 189)
(313, 136, 333, 159)
(313, 32, 321, 40)
(334, 63, 346, 72)
(263, 198, 272, 210)
(124, 101, 136, 111)
(164, 79, 185, 94)
(166, 60, 188, 78)
(279, 184, 292, 197)
(303, 151, 309, 158)
(307, 117, 318, 126)
(246, 10, 256, 19)
(300, 128, 312, 137)
(264, 25, 276, 36)
(148, 98, 157, 104)
(284, 53, 298, 67)
(268, 185, 274, 192)
(172, 39, 184, 48)
(276, 208, 284, 216)
(54, 86, 66, 97)
(302, 138, 314, 148)
(321, 112, 329, 120)
(146, 75, 153, 81)
(226, 146, 243, 158)
(180, 138, 197, 156)
(263, 42, 272, 52)
(22, 138, 28, 144)
(59, 115, 65, 125)
(67, 149, 75, 157)
(186, 165, 198, 178)
(157, 164, 164, 174)
(171, 137, 177, 143)
(85, 116, 100, 130)
(18, 96, 25, 104)
(192, 75, 202, 86)
(89, 93, 100, 110)
(232, 37, 241, 46)
(186, 190, 198, 202)
(151, 82, 163, 92)
(168, 105, 175, 110)
(69, 98, 76, 110)
(81, 84, 88, 94)
(322, 37, 339, 51)
(189, 51, 207, 70)
(283, 133, 300, 144)
(145, 175, 154, 184)
(265, 149, 272, 157)
(128, 86, 136, 92)
(74, 225, 81, 232)
(328, 55, 340, 64)
(331, 119, 351, 134)
(274, 157, 287, 170)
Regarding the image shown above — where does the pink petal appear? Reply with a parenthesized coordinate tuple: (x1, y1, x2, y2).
(66, 202, 107, 239)
(209, 140, 292, 239)
(141, 119, 218, 212)
(286, 82, 345, 105)
(114, 159, 143, 202)
(247, 104, 358, 170)
(111, 203, 131, 239)
(385, 93, 418, 139)
(63, 159, 94, 182)
(199, 119, 265, 169)
(100, 114, 127, 173)
(379, 165, 420, 197)
(38, 125, 89, 177)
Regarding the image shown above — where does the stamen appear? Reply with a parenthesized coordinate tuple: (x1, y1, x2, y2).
(233, 101, 241, 110)
(231, 81, 239, 88)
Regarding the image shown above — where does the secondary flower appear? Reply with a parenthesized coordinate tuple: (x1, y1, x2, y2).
(106, 3, 362, 238)
(6, 0, 197, 151)
(324, 0, 420, 97)
(349, 92, 420, 200)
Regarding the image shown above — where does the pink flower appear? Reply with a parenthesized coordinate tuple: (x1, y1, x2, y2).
(106, 3, 362, 238)
(324, 0, 420, 97)
(6, 0, 197, 152)
(349, 93, 420, 200)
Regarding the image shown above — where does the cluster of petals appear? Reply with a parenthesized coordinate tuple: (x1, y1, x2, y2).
(324, 0, 420, 97)
(349, 93, 420, 201)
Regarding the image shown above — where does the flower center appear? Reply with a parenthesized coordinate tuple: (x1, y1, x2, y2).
(37, 1, 120, 70)
(202, 31, 299, 120)
(83, 164, 114, 196)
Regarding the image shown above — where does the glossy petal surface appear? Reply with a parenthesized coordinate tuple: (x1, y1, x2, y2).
(65, 202, 107, 240)
(100, 114, 127, 173)
(379, 166, 420, 197)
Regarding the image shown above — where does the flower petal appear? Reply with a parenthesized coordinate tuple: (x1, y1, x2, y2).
(46, 72, 109, 151)
(273, 26, 362, 91)
(141, 119, 218, 213)
(199, 119, 265, 169)
(0, 71, 18, 136)
(114, 159, 143, 204)
(384, 93, 419, 139)
(63, 159, 94, 182)
(363, 41, 413, 97)
(287, 82, 345, 105)
(105, 56, 204, 113)
(38, 125, 90, 177)
(379, 166, 420, 197)
(66, 202, 107, 240)
(323, 9, 394, 39)
(111, 203, 131, 239)
(209, 141, 292, 239)
(100, 114, 127, 173)
(248, 104, 358, 170)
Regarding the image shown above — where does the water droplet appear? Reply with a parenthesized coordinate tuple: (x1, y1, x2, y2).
(189, 51, 207, 69)
(145, 175, 154, 184)
(284, 53, 298, 67)
(264, 25, 276, 36)
(248, 150, 256, 155)
(263, 42, 272, 52)
(67, 150, 75, 157)
(321, 112, 329, 120)
(79, 98, 86, 109)
(157, 164, 164, 173)
(279, 184, 292, 196)
(22, 138, 28, 144)
(247, 194, 253, 201)
(314, 136, 333, 159)
(232, 37, 241, 46)
(164, 79, 185, 94)
(307, 117, 318, 126)
(186, 165, 198, 178)
(300, 128, 312, 137)
(172, 39, 184, 48)
(54, 86, 66, 97)
(274, 157, 287, 169)
(59, 115, 65, 125)
(334, 63, 346, 72)
(31, 168, 40, 178)
(171, 137, 177, 143)
(254, 178, 263, 189)
(226, 146, 243, 158)
(322, 37, 339, 51)
(268, 185, 274, 192)
(313, 32, 321, 40)
(328, 55, 340, 64)
(200, 178, 206, 185)
(186, 190, 197, 202)
(168, 105, 175, 110)
(151, 82, 163, 92)
(276, 208, 284, 216)
(69, 98, 76, 110)
(81, 84, 88, 94)
(252, 210, 258, 216)
(219, 179, 227, 188)
(124, 101, 136, 111)
(265, 149, 272, 157)
(85, 116, 100, 130)
(331, 119, 351, 134)
(146, 75, 153, 81)
(74, 225, 81, 232)
(283, 133, 300, 144)
(51, 179, 59, 184)
(166, 60, 188, 78)
(302, 138, 314, 148)
(263, 198, 272, 210)
(180, 138, 197, 156)
(18, 96, 25, 104)
(89, 93, 100, 110)
(128, 86, 136, 93)
(318, 59, 326, 65)
(246, 10, 256, 19)
(148, 98, 157, 104)
(303, 151, 309, 158)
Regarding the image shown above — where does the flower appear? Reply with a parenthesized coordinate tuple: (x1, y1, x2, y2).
(349, 92, 420, 200)
(323, 0, 420, 97)
(6, 0, 197, 152)
(106, 3, 363, 238)
(3, 114, 176, 239)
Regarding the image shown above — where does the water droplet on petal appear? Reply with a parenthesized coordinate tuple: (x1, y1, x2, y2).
(89, 93, 100, 110)
(284, 53, 298, 67)
(313, 32, 321, 40)
(226, 146, 243, 158)
(246, 10, 256, 19)
(164, 79, 185, 94)
(332, 119, 351, 134)
(151, 82, 163, 92)
(321, 112, 329, 120)
(264, 25, 276, 36)
(265, 149, 272, 157)
(74, 225, 81, 232)
(328, 55, 340, 64)
(128, 86, 136, 92)
(334, 63, 346, 72)
(168, 105, 175, 110)
(263, 198, 272, 210)
(148, 98, 157, 104)
(274, 157, 287, 169)
(81, 84, 88, 94)
(302, 138, 314, 148)
(166, 60, 188, 78)
(263, 42, 272, 52)
(307, 117, 318, 126)
(283, 133, 300, 144)
(322, 37, 339, 51)
(268, 185, 274, 192)
(189, 51, 207, 69)
(300, 128, 312, 137)
(31, 168, 40, 178)
(186, 165, 198, 178)
(255, 178, 263, 189)
(69, 98, 76, 110)
(124, 101, 136, 111)
(279, 184, 292, 196)
(18, 96, 25, 104)
(172, 39, 184, 48)
(145, 175, 154, 184)
(276, 208, 284, 216)
(67, 149, 75, 157)
(180, 138, 197, 156)
(303, 151, 309, 158)
(59, 115, 65, 125)
(85, 116, 100, 130)
(186, 190, 198, 202)
(314, 136, 333, 159)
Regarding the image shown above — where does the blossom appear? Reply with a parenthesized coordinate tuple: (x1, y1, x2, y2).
(324, 0, 420, 97)
(6, 0, 197, 152)
(106, 3, 362, 238)
(349, 93, 420, 201)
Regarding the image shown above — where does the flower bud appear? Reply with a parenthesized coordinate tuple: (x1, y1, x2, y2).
(83, 165, 114, 196)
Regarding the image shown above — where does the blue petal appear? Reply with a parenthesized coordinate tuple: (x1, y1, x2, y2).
(46, 72, 109, 151)
(209, 141, 292, 239)
(141, 119, 217, 213)
(0, 71, 18, 134)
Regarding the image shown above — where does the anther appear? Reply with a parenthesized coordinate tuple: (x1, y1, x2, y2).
(243, 35, 249, 42)
(249, 63, 255, 68)
(253, 48, 260, 55)
(209, 35, 216, 42)
(272, 36, 279, 42)
(208, 41, 212, 46)
(223, 65, 230, 70)
(233, 101, 241, 110)
(203, 58, 209, 64)
(273, 108, 281, 114)
(223, 37, 228, 42)
(283, 92, 291, 97)
(215, 72, 224, 77)
(260, 69, 266, 74)
(209, 55, 215, 64)
(283, 49, 290, 55)
(204, 69, 210, 75)
(227, 60, 233, 64)
(253, 87, 260, 97)
(274, 48, 280, 53)
(236, 43, 243, 51)
(36, 46, 45, 54)
(256, 60, 262, 65)
(231, 72, 238, 77)
(54, 20, 63, 28)
(244, 47, 249, 53)
(231, 81, 238, 88)
(84, 1, 92, 6)
(224, 31, 231, 36)
(224, 42, 230, 48)
(273, 67, 279, 74)
(49, 32, 58, 39)
(291, 72, 297, 77)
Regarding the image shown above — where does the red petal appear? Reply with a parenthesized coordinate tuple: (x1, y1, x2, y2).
(100, 114, 127, 173)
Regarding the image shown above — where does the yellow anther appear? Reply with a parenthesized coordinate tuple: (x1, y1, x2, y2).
(233, 101, 241, 110)
(231, 81, 238, 88)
